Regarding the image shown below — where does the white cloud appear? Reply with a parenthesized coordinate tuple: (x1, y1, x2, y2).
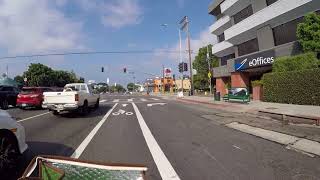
(100, 0, 143, 28)
(0, 0, 84, 55)
(156, 28, 218, 61)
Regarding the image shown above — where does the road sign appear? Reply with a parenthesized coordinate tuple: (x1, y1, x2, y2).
(208, 72, 212, 78)
(24, 77, 27, 82)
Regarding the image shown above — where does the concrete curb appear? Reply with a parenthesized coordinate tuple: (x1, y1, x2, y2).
(226, 122, 320, 157)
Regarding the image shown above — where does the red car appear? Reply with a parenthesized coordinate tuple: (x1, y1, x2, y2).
(17, 87, 53, 109)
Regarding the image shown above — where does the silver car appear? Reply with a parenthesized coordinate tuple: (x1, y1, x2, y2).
(0, 110, 28, 173)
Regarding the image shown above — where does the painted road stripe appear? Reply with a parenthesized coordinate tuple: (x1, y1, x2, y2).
(17, 112, 51, 123)
(100, 99, 107, 103)
(132, 103, 180, 180)
(151, 98, 159, 101)
(128, 98, 133, 102)
(113, 99, 119, 102)
(71, 103, 118, 158)
(140, 98, 147, 102)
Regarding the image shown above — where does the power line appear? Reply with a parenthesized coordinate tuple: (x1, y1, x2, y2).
(0, 50, 193, 60)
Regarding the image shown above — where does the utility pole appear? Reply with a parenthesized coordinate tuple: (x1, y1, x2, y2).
(207, 45, 212, 95)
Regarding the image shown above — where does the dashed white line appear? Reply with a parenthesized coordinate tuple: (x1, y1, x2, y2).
(71, 103, 118, 158)
(140, 98, 147, 102)
(151, 98, 159, 101)
(132, 102, 180, 180)
(113, 99, 119, 102)
(17, 112, 51, 123)
(99, 100, 107, 103)
(127, 98, 133, 102)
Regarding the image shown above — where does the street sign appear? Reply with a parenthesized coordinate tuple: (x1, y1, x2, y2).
(192, 69, 197, 75)
(24, 77, 27, 82)
(208, 72, 212, 78)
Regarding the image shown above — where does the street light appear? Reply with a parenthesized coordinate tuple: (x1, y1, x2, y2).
(160, 23, 184, 95)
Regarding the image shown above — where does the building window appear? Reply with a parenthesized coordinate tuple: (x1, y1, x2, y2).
(272, 17, 303, 46)
(238, 38, 259, 56)
(233, 5, 253, 24)
(220, 53, 235, 66)
(266, 0, 278, 6)
(218, 33, 225, 42)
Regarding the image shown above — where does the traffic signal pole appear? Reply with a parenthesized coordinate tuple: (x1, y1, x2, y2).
(178, 29, 184, 94)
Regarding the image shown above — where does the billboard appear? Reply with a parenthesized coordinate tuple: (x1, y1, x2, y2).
(234, 49, 275, 71)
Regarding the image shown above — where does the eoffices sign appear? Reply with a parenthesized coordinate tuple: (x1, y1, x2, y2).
(234, 50, 275, 71)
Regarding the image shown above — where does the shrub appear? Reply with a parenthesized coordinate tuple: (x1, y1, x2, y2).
(262, 68, 320, 105)
(251, 80, 263, 87)
(272, 52, 319, 73)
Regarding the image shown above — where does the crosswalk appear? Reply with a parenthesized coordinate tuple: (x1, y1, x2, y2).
(106, 98, 162, 103)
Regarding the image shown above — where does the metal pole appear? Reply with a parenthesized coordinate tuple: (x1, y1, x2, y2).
(186, 16, 194, 95)
(179, 29, 184, 94)
(207, 45, 212, 95)
(162, 65, 165, 93)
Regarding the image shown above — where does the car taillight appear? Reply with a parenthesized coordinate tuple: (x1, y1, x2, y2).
(75, 94, 79, 101)
(17, 94, 22, 98)
(30, 94, 39, 98)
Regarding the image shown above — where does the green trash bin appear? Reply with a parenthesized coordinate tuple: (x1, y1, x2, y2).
(214, 92, 220, 101)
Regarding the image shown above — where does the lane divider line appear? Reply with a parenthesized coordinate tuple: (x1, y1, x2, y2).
(151, 98, 160, 101)
(113, 99, 119, 102)
(132, 102, 180, 180)
(17, 112, 51, 123)
(99, 99, 107, 103)
(71, 103, 118, 159)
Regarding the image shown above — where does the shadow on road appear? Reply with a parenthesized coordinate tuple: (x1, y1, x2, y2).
(58, 105, 112, 119)
(5, 141, 74, 180)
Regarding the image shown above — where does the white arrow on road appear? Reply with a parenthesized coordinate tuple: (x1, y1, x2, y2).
(147, 103, 166, 107)
(122, 104, 128, 107)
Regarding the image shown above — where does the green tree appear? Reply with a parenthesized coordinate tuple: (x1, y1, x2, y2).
(127, 82, 139, 91)
(14, 75, 24, 85)
(111, 84, 125, 93)
(21, 63, 83, 87)
(297, 12, 320, 53)
(192, 44, 219, 90)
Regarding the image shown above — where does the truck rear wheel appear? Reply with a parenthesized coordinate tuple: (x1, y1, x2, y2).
(94, 99, 99, 109)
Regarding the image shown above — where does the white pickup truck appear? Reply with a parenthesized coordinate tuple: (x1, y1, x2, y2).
(43, 83, 100, 115)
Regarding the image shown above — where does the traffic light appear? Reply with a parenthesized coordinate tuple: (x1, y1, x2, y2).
(178, 63, 183, 73)
(183, 62, 188, 71)
(101, 67, 104, 72)
(123, 67, 127, 73)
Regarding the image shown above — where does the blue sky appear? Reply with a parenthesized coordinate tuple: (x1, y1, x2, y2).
(0, 0, 217, 86)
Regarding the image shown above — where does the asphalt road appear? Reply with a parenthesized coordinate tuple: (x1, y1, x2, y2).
(4, 93, 320, 180)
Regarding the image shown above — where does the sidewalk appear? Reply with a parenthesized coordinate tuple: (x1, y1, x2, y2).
(176, 95, 320, 124)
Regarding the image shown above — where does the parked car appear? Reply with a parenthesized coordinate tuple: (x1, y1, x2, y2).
(0, 85, 20, 110)
(0, 110, 28, 174)
(43, 83, 100, 115)
(16, 87, 53, 109)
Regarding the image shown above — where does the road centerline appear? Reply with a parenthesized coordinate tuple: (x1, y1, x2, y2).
(17, 112, 51, 123)
(132, 102, 180, 180)
(71, 103, 118, 158)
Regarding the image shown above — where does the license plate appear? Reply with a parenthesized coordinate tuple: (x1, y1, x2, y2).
(22, 104, 27, 107)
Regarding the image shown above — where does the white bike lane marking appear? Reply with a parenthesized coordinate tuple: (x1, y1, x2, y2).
(132, 102, 181, 180)
(71, 103, 118, 158)
(17, 112, 51, 123)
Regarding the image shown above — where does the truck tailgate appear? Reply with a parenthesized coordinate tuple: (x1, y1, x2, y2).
(43, 92, 77, 104)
